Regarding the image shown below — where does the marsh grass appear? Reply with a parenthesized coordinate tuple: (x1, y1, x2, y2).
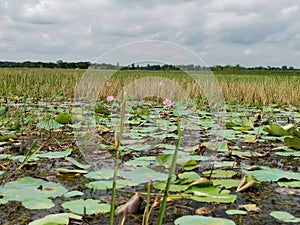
(0, 68, 299, 106)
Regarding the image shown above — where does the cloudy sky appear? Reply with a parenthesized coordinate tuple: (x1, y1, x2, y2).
(0, 0, 300, 67)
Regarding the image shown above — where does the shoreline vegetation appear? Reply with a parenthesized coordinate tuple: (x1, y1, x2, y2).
(0, 67, 299, 107)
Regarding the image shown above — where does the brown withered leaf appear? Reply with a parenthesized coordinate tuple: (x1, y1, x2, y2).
(239, 204, 260, 213)
(117, 192, 143, 215)
(237, 175, 260, 192)
(195, 207, 211, 215)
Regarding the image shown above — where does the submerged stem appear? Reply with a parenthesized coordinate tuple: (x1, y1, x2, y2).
(109, 89, 126, 225)
(157, 116, 181, 225)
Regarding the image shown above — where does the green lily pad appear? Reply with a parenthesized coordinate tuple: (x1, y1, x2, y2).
(22, 198, 55, 209)
(28, 213, 82, 225)
(251, 168, 300, 182)
(0, 176, 68, 206)
(178, 172, 201, 184)
(55, 112, 72, 124)
(65, 157, 91, 169)
(86, 179, 131, 190)
(37, 148, 72, 159)
(226, 209, 247, 215)
(270, 211, 300, 223)
(125, 156, 155, 167)
(0, 154, 10, 160)
(0, 198, 8, 204)
(0, 107, 7, 116)
(62, 199, 110, 215)
(275, 151, 300, 157)
(284, 137, 300, 150)
(213, 179, 241, 189)
(183, 160, 199, 171)
(11, 155, 39, 162)
(175, 215, 236, 225)
(278, 181, 300, 188)
(64, 191, 84, 198)
(156, 154, 173, 168)
(84, 169, 114, 180)
(153, 181, 188, 192)
(203, 170, 237, 178)
(187, 186, 236, 203)
(263, 123, 289, 136)
(36, 120, 63, 130)
(119, 167, 168, 184)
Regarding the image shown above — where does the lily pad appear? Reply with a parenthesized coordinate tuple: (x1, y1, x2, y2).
(64, 191, 84, 198)
(37, 148, 72, 159)
(263, 123, 289, 136)
(203, 170, 237, 178)
(278, 181, 300, 188)
(213, 179, 241, 189)
(62, 199, 110, 215)
(119, 167, 168, 184)
(270, 211, 300, 223)
(226, 209, 247, 215)
(284, 137, 300, 150)
(28, 213, 82, 225)
(175, 215, 236, 225)
(275, 151, 300, 157)
(178, 172, 201, 184)
(55, 112, 72, 124)
(187, 186, 236, 203)
(251, 168, 300, 182)
(22, 198, 55, 209)
(0, 176, 68, 204)
(36, 120, 63, 130)
(65, 157, 91, 169)
(84, 169, 114, 180)
(86, 179, 131, 190)
(125, 156, 155, 167)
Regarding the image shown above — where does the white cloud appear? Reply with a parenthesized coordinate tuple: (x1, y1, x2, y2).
(0, 0, 300, 67)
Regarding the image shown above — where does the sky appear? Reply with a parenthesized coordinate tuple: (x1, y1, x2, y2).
(0, 0, 300, 67)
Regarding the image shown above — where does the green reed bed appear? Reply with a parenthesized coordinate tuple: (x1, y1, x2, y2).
(0, 68, 299, 106)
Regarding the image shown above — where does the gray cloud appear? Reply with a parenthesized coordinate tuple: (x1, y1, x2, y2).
(0, 0, 300, 67)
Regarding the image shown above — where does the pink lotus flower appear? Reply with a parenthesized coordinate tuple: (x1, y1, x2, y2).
(106, 95, 114, 102)
(163, 98, 172, 108)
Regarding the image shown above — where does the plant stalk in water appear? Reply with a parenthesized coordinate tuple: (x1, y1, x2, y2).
(157, 116, 181, 225)
(109, 90, 126, 225)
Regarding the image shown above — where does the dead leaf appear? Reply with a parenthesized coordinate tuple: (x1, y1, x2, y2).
(189, 178, 213, 187)
(237, 175, 260, 192)
(195, 207, 211, 215)
(117, 192, 143, 215)
(239, 204, 260, 213)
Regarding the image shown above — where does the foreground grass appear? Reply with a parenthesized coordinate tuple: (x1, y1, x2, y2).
(0, 68, 299, 106)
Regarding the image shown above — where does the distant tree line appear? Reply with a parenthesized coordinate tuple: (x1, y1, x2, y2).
(0, 61, 299, 75)
(0, 60, 92, 69)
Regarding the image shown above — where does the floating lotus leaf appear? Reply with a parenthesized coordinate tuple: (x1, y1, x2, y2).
(270, 211, 300, 223)
(186, 186, 236, 203)
(22, 198, 54, 209)
(55, 112, 72, 124)
(251, 168, 300, 182)
(263, 123, 289, 137)
(226, 209, 247, 215)
(62, 199, 110, 215)
(28, 213, 82, 225)
(37, 148, 72, 159)
(175, 215, 236, 225)
(284, 137, 300, 150)
(0, 176, 68, 209)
